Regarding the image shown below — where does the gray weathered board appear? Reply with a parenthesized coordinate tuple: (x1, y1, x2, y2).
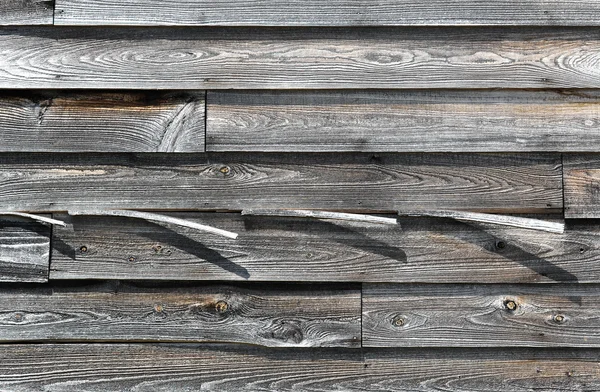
(0, 216, 49, 283)
(51, 213, 596, 283)
(0, 153, 562, 212)
(54, 0, 600, 26)
(0, 92, 205, 152)
(363, 284, 600, 347)
(207, 90, 600, 152)
(564, 154, 600, 218)
(2, 27, 600, 89)
(0, 283, 360, 347)
(1, 344, 598, 391)
(0, 0, 53, 25)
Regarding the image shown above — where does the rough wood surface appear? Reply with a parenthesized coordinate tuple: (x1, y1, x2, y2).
(54, 0, 600, 26)
(0, 344, 598, 391)
(0, 216, 49, 282)
(563, 154, 600, 218)
(241, 209, 398, 225)
(0, 92, 205, 152)
(363, 284, 600, 347)
(0, 0, 53, 25)
(49, 213, 595, 283)
(0, 283, 360, 347)
(0, 153, 562, 213)
(208, 90, 600, 152)
(2, 27, 600, 89)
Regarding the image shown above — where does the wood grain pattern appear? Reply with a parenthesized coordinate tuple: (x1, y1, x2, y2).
(0, 283, 360, 347)
(0, 216, 49, 282)
(2, 27, 600, 89)
(363, 284, 600, 347)
(54, 0, 600, 26)
(0, 0, 53, 25)
(0, 344, 598, 391)
(49, 213, 595, 283)
(563, 154, 600, 218)
(208, 90, 600, 152)
(0, 92, 205, 152)
(0, 153, 562, 213)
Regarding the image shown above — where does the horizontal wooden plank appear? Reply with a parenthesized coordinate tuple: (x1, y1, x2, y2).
(1, 344, 599, 391)
(208, 90, 600, 152)
(51, 214, 599, 283)
(0, 92, 205, 152)
(564, 154, 600, 218)
(54, 0, 600, 26)
(2, 27, 600, 89)
(0, 216, 49, 282)
(0, 153, 562, 213)
(0, 0, 53, 25)
(363, 284, 600, 347)
(0, 283, 360, 347)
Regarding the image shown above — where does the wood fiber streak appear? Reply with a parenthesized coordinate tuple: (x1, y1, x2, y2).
(564, 154, 600, 218)
(2, 28, 600, 89)
(0, 0, 53, 25)
(0, 344, 598, 391)
(0, 153, 562, 212)
(0, 284, 360, 347)
(50, 214, 597, 283)
(0, 92, 205, 152)
(208, 90, 600, 152)
(363, 284, 600, 347)
(0, 216, 49, 282)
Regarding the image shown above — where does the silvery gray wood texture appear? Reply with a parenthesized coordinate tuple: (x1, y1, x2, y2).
(564, 154, 600, 218)
(0, 216, 49, 282)
(0, 0, 53, 25)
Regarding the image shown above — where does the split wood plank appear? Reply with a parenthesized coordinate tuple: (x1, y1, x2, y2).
(54, 0, 600, 26)
(0, 216, 49, 282)
(563, 154, 600, 218)
(0, 344, 598, 391)
(0, 0, 53, 25)
(363, 284, 600, 347)
(0, 153, 562, 213)
(2, 27, 600, 89)
(0, 283, 360, 347)
(0, 92, 205, 152)
(49, 213, 595, 283)
(208, 90, 600, 152)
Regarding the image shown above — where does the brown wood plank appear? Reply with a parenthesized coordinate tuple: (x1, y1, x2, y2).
(0, 0, 53, 25)
(0, 153, 562, 213)
(0, 283, 360, 347)
(1, 344, 598, 391)
(0, 91, 205, 152)
(0, 216, 49, 282)
(208, 90, 600, 152)
(2, 27, 600, 89)
(51, 213, 597, 283)
(563, 154, 600, 218)
(363, 284, 600, 347)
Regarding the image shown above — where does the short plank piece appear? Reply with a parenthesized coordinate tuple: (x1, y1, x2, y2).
(54, 0, 600, 26)
(208, 90, 600, 152)
(1, 344, 598, 391)
(50, 213, 596, 283)
(0, 153, 562, 212)
(563, 154, 600, 218)
(0, 0, 53, 25)
(0, 92, 205, 152)
(0, 216, 49, 282)
(363, 284, 600, 347)
(0, 283, 360, 347)
(2, 27, 600, 89)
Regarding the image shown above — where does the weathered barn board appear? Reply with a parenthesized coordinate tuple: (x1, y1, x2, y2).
(564, 155, 600, 218)
(207, 90, 600, 152)
(0, 0, 53, 25)
(0, 92, 205, 152)
(1, 344, 598, 391)
(0, 216, 49, 282)
(0, 283, 360, 347)
(0, 153, 562, 212)
(363, 284, 600, 347)
(2, 27, 600, 89)
(51, 214, 597, 283)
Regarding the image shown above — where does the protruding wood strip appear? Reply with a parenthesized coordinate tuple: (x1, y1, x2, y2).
(0, 0, 53, 25)
(2, 27, 600, 89)
(0, 92, 205, 152)
(0, 283, 360, 347)
(0, 216, 50, 283)
(0, 212, 66, 227)
(1, 344, 598, 391)
(242, 209, 398, 225)
(54, 0, 600, 26)
(564, 154, 600, 218)
(208, 90, 600, 152)
(50, 213, 594, 283)
(0, 153, 562, 213)
(363, 284, 600, 347)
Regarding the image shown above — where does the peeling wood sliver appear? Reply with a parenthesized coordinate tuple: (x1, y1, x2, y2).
(242, 209, 398, 225)
(0, 212, 67, 227)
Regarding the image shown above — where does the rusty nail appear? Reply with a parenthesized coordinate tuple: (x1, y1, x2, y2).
(152, 245, 162, 253)
(215, 301, 229, 313)
(79, 246, 88, 253)
(504, 299, 518, 311)
(128, 256, 137, 262)
(14, 313, 23, 321)
(392, 316, 405, 327)
(553, 314, 565, 323)
(220, 166, 230, 174)
(154, 304, 164, 313)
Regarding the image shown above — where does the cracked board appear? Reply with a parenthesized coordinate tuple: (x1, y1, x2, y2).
(0, 92, 205, 152)
(0, 216, 50, 282)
